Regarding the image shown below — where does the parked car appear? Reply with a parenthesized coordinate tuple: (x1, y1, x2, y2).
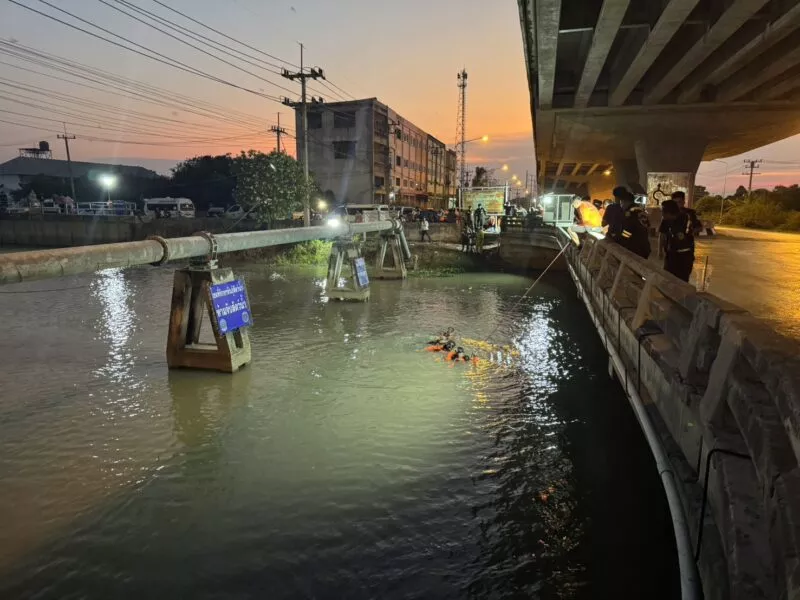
(207, 206, 225, 218)
(224, 205, 245, 219)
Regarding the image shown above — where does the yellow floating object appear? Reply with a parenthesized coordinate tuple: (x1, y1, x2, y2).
(462, 338, 521, 357)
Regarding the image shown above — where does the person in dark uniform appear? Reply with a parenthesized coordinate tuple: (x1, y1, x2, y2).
(671, 191, 703, 237)
(618, 190, 651, 259)
(603, 187, 627, 240)
(659, 199, 695, 282)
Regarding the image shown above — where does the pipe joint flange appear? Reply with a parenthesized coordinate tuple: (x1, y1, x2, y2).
(194, 230, 219, 266)
(147, 235, 170, 266)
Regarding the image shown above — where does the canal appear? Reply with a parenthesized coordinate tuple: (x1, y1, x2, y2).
(0, 263, 678, 599)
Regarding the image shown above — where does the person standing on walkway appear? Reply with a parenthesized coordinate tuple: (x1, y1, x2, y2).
(420, 217, 432, 242)
(618, 190, 651, 259)
(603, 187, 626, 240)
(659, 199, 695, 282)
(474, 203, 487, 231)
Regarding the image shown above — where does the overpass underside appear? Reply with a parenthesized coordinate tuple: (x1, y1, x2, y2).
(519, 0, 800, 200)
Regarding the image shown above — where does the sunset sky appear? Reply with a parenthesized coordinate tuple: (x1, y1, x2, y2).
(1, 0, 799, 196)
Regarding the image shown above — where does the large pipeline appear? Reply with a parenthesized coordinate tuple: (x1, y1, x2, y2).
(0, 220, 400, 285)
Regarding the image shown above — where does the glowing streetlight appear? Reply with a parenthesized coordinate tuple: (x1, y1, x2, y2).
(603, 169, 612, 176)
(501, 164, 509, 172)
(98, 173, 117, 202)
(512, 174, 518, 180)
(481, 135, 489, 142)
(317, 199, 328, 211)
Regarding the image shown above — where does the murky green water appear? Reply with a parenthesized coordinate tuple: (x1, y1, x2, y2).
(0, 264, 677, 599)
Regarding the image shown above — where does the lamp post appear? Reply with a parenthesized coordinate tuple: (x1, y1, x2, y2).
(712, 159, 729, 223)
(98, 173, 117, 203)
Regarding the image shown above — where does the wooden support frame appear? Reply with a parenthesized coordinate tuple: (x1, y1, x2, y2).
(166, 266, 251, 373)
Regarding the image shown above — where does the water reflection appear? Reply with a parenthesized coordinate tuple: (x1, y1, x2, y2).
(466, 299, 585, 598)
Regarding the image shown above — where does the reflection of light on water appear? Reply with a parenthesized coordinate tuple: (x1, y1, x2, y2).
(91, 268, 136, 385)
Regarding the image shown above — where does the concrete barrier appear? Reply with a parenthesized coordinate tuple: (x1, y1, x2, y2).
(564, 233, 800, 600)
(0, 215, 297, 247)
(402, 221, 460, 244)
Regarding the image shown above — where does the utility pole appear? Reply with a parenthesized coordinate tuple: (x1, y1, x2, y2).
(456, 69, 468, 208)
(269, 112, 287, 153)
(743, 159, 762, 196)
(57, 123, 77, 203)
(281, 43, 325, 226)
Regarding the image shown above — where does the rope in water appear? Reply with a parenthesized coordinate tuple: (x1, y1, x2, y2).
(484, 241, 571, 341)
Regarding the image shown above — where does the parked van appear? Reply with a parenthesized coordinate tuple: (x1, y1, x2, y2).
(331, 204, 391, 223)
(143, 197, 195, 218)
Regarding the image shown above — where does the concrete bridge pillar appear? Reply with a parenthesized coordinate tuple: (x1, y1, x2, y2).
(634, 138, 707, 206)
(612, 158, 644, 195)
(587, 177, 615, 201)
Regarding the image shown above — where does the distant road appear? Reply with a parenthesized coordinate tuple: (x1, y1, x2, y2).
(695, 227, 800, 340)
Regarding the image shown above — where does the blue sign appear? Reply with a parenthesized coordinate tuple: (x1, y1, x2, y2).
(210, 279, 252, 334)
(354, 258, 369, 287)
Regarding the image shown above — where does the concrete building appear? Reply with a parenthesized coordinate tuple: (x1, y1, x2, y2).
(0, 156, 158, 191)
(296, 98, 456, 209)
(517, 0, 800, 202)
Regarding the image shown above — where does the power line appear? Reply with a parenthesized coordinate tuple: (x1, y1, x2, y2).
(7, 0, 281, 101)
(95, 0, 297, 98)
(151, 0, 298, 69)
(0, 42, 281, 130)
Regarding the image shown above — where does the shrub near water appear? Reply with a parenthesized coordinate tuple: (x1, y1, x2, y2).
(274, 240, 333, 266)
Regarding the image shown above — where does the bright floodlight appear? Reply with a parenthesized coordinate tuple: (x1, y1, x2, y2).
(603, 169, 612, 176)
(99, 174, 117, 189)
(327, 216, 342, 228)
(318, 199, 328, 210)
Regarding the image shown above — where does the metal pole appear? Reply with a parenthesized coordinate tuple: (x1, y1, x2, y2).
(300, 43, 310, 228)
(58, 124, 77, 203)
(0, 221, 395, 286)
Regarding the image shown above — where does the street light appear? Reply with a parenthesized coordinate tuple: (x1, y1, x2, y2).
(501, 164, 509, 172)
(317, 199, 328, 211)
(98, 173, 117, 202)
(712, 159, 729, 223)
(603, 169, 612, 176)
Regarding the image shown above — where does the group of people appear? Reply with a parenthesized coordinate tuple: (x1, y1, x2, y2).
(425, 328, 479, 365)
(576, 186, 702, 282)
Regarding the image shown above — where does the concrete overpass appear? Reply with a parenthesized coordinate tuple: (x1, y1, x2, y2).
(518, 0, 800, 200)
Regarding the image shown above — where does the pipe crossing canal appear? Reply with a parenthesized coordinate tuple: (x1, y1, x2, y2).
(1, 222, 743, 599)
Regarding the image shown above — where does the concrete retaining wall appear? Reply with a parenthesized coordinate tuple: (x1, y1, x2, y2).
(0, 215, 294, 247)
(402, 221, 460, 244)
(565, 234, 800, 600)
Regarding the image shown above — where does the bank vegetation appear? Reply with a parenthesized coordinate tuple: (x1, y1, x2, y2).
(694, 184, 800, 231)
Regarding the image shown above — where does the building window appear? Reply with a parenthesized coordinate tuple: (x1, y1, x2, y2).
(395, 177, 400, 187)
(404, 159, 408, 167)
(403, 179, 408, 187)
(333, 141, 356, 159)
(374, 176, 385, 188)
(396, 156, 401, 166)
(308, 112, 322, 129)
(333, 111, 356, 129)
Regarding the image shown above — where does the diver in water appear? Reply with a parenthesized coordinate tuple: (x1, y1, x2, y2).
(428, 327, 455, 346)
(446, 346, 472, 362)
(426, 340, 455, 353)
